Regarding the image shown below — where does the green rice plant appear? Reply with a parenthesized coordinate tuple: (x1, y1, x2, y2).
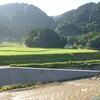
(0, 47, 99, 66)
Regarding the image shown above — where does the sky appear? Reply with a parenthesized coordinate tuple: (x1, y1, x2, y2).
(0, 0, 100, 16)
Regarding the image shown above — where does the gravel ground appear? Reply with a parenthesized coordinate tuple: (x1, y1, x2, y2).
(0, 76, 100, 100)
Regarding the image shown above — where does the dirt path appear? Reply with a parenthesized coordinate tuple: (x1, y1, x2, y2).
(0, 77, 100, 100)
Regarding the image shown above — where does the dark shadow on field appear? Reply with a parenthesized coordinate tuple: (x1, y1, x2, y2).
(0, 54, 75, 65)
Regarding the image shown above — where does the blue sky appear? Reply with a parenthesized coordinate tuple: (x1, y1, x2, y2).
(0, 0, 100, 16)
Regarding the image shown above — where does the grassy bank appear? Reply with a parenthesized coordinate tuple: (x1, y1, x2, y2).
(0, 82, 43, 92)
(10, 60, 100, 69)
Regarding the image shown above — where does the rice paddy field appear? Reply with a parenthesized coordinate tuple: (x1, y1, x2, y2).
(0, 47, 98, 55)
(0, 42, 100, 68)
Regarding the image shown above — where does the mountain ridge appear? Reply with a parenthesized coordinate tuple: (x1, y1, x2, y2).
(0, 3, 56, 41)
(54, 2, 100, 36)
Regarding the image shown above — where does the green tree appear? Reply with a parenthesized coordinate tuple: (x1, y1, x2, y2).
(24, 28, 63, 48)
(24, 33, 33, 47)
(86, 36, 100, 49)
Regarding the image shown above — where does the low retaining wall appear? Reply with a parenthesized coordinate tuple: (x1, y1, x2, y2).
(0, 67, 100, 87)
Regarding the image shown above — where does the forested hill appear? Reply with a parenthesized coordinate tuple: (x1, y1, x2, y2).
(0, 2, 100, 43)
(0, 3, 56, 41)
(54, 2, 100, 36)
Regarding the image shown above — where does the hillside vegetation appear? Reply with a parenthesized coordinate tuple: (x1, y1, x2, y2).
(0, 3, 56, 41)
(54, 2, 100, 49)
(0, 2, 100, 42)
(55, 2, 100, 36)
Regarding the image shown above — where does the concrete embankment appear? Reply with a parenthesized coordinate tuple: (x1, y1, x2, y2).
(0, 67, 99, 87)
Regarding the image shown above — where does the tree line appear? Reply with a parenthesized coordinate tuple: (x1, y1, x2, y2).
(24, 28, 100, 49)
(67, 32, 100, 49)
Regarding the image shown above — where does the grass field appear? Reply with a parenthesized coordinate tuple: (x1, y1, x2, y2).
(0, 45, 100, 68)
(0, 47, 97, 55)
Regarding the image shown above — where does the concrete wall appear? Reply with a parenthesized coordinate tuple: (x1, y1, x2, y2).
(0, 67, 100, 87)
